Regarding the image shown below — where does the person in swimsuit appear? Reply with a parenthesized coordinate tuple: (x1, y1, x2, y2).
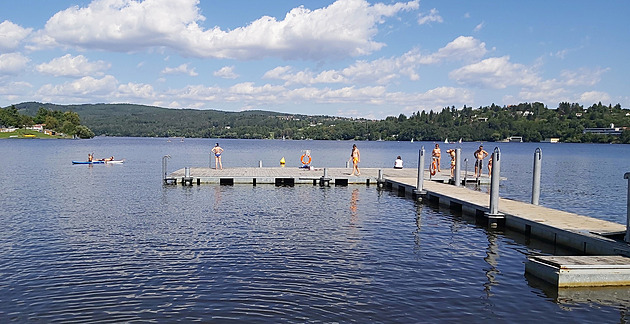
(446, 149, 456, 177)
(211, 143, 224, 170)
(473, 145, 488, 177)
(432, 143, 441, 172)
(351, 144, 360, 176)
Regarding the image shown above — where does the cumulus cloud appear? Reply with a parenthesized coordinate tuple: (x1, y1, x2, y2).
(31, 0, 419, 60)
(37, 75, 118, 100)
(449, 56, 539, 89)
(0, 20, 32, 51)
(417, 8, 443, 25)
(0, 53, 30, 75)
(213, 66, 239, 79)
(36, 54, 110, 77)
(420, 36, 487, 64)
(161, 63, 198, 76)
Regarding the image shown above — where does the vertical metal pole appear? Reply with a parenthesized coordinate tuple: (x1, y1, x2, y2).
(464, 158, 468, 183)
(531, 148, 542, 205)
(185, 167, 190, 178)
(378, 169, 383, 182)
(454, 148, 461, 186)
(489, 147, 501, 215)
(209, 153, 212, 168)
(324, 167, 329, 179)
(625, 172, 630, 243)
(162, 155, 170, 180)
(346, 161, 349, 168)
(259, 160, 263, 168)
(416, 147, 425, 192)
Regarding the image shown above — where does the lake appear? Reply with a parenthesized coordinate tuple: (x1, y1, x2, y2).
(1, 137, 629, 322)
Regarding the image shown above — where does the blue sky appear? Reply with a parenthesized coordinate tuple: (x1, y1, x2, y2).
(0, 0, 628, 119)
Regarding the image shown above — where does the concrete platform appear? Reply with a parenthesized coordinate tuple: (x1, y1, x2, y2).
(526, 255, 630, 287)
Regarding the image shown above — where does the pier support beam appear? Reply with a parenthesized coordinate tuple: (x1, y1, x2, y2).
(320, 168, 331, 186)
(414, 147, 426, 196)
(182, 167, 193, 186)
(625, 172, 630, 243)
(454, 148, 461, 186)
(532, 148, 542, 205)
(486, 147, 504, 227)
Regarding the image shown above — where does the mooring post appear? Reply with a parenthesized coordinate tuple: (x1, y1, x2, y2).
(378, 169, 384, 186)
(489, 148, 500, 214)
(346, 161, 349, 168)
(415, 147, 425, 194)
(454, 148, 462, 186)
(464, 158, 468, 183)
(162, 155, 171, 182)
(625, 172, 630, 243)
(209, 154, 212, 168)
(531, 148, 542, 205)
(485, 147, 504, 227)
(259, 160, 263, 168)
(324, 167, 328, 179)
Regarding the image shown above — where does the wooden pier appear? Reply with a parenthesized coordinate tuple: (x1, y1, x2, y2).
(167, 166, 630, 286)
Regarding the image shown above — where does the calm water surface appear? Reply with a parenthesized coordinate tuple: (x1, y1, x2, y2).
(1, 137, 629, 322)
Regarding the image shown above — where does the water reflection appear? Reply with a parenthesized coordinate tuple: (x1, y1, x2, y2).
(483, 232, 499, 298)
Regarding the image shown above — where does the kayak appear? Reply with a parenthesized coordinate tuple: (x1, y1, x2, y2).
(72, 160, 124, 164)
(72, 161, 105, 164)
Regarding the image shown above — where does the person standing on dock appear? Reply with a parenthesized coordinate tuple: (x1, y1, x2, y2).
(432, 144, 441, 172)
(351, 144, 360, 176)
(446, 149, 456, 177)
(473, 145, 488, 177)
(211, 143, 224, 170)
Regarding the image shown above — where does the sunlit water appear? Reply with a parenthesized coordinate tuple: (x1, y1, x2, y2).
(1, 137, 629, 322)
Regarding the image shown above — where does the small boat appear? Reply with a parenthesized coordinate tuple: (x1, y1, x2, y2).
(72, 160, 124, 165)
(72, 160, 105, 164)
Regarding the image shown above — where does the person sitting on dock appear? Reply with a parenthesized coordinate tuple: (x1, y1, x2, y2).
(431, 144, 441, 172)
(446, 149, 456, 177)
(473, 145, 488, 177)
(394, 156, 403, 169)
(211, 143, 224, 170)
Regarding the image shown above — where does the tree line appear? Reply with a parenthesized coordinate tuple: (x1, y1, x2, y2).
(0, 105, 94, 138)
(6, 101, 630, 143)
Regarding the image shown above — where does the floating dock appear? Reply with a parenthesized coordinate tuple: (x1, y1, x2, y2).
(526, 255, 630, 287)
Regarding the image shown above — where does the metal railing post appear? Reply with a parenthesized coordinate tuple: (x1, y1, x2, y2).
(531, 148, 542, 205)
(416, 147, 425, 194)
(454, 148, 461, 186)
(625, 172, 630, 243)
(489, 147, 501, 215)
(162, 155, 170, 180)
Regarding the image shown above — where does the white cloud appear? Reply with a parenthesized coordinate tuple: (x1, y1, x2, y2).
(417, 8, 443, 25)
(36, 54, 110, 77)
(31, 0, 420, 60)
(0, 20, 32, 51)
(579, 91, 611, 105)
(561, 67, 609, 87)
(473, 21, 484, 32)
(420, 36, 487, 64)
(37, 75, 118, 100)
(161, 63, 198, 76)
(0, 53, 30, 75)
(214, 66, 239, 79)
(449, 56, 539, 89)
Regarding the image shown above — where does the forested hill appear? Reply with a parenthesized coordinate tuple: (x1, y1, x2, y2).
(10, 101, 630, 143)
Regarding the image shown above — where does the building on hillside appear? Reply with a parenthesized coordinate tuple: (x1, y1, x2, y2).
(582, 123, 623, 135)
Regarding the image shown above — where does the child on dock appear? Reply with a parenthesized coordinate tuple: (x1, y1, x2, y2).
(446, 149, 456, 177)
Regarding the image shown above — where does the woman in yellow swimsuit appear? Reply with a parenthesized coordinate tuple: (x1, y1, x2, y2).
(351, 144, 360, 176)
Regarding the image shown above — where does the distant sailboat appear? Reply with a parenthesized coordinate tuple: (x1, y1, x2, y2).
(458, 138, 462, 144)
(444, 138, 448, 144)
(411, 138, 414, 143)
